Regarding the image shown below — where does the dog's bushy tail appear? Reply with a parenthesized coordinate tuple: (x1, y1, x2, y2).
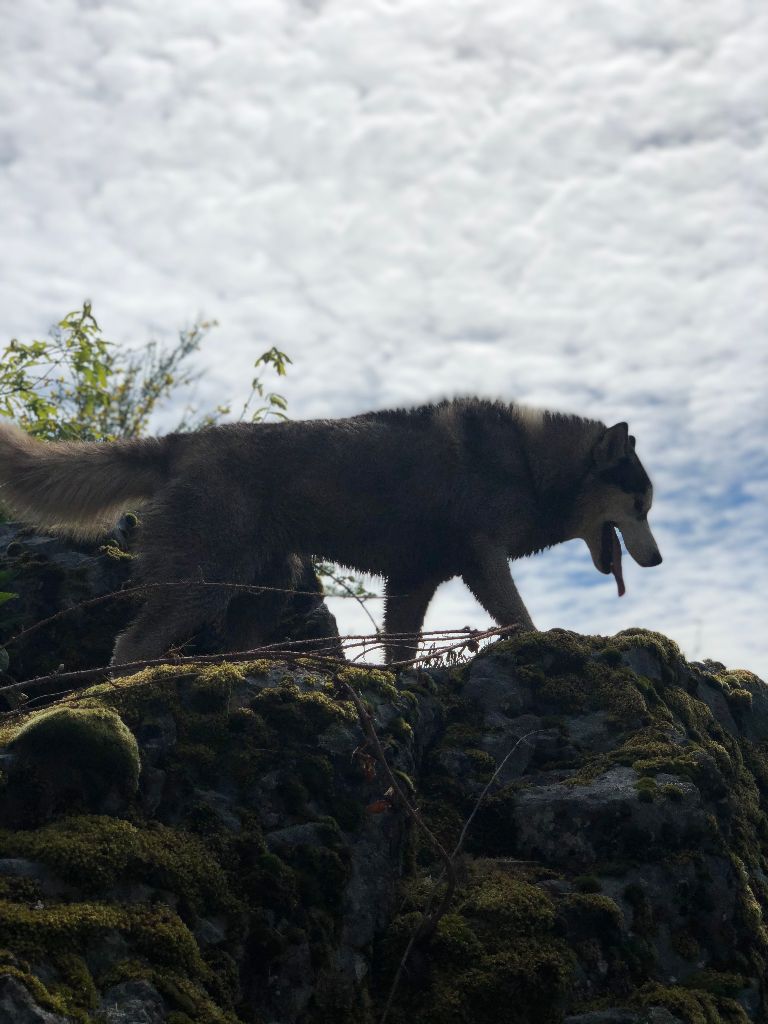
(0, 421, 172, 538)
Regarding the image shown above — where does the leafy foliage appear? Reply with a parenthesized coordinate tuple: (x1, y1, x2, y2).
(0, 303, 112, 440)
(0, 301, 291, 441)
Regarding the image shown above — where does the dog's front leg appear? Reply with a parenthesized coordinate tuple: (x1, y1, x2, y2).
(461, 538, 535, 630)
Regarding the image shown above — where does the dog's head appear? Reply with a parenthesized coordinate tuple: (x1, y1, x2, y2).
(573, 422, 662, 595)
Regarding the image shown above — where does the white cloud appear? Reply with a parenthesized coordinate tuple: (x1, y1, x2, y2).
(1, 0, 766, 674)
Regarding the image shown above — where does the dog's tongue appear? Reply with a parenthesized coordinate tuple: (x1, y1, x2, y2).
(611, 527, 625, 597)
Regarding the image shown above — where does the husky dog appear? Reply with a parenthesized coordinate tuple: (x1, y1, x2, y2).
(0, 399, 661, 667)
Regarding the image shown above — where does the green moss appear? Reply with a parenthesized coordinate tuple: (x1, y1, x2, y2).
(415, 799, 465, 863)
(670, 928, 701, 960)
(443, 723, 483, 747)
(463, 749, 496, 779)
(279, 775, 310, 814)
(0, 874, 42, 904)
(483, 630, 655, 729)
(623, 884, 656, 938)
(96, 958, 238, 1023)
(631, 980, 750, 1024)
(9, 706, 140, 798)
(2, 626, 764, 1023)
(0, 899, 202, 975)
(558, 893, 624, 933)
(0, 816, 231, 914)
(292, 843, 349, 913)
(241, 852, 298, 912)
(713, 668, 763, 697)
(485, 629, 592, 671)
(337, 665, 399, 701)
(68, 663, 187, 729)
(389, 716, 415, 742)
(431, 943, 575, 1024)
(430, 913, 484, 964)
(681, 970, 748, 997)
(0, 656, 379, 1021)
(635, 776, 658, 802)
(185, 667, 238, 712)
(461, 870, 556, 936)
(612, 628, 682, 664)
(52, 952, 99, 1011)
(381, 627, 768, 1020)
(0, 965, 80, 1021)
(250, 682, 356, 741)
(380, 861, 574, 1024)
(98, 542, 134, 561)
(573, 875, 603, 893)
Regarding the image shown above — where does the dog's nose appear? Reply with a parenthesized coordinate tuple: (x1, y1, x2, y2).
(648, 551, 662, 567)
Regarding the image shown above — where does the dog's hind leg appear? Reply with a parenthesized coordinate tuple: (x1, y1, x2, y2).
(111, 584, 235, 674)
(110, 479, 262, 674)
(383, 575, 440, 664)
(223, 553, 305, 654)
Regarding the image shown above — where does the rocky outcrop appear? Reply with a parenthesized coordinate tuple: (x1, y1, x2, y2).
(382, 632, 768, 1024)
(0, 628, 764, 1023)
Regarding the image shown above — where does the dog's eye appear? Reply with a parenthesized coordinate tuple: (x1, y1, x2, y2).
(633, 498, 647, 520)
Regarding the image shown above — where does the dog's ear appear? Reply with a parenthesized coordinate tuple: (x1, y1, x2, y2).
(593, 422, 630, 470)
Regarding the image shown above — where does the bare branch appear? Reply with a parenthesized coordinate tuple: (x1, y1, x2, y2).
(379, 732, 540, 1024)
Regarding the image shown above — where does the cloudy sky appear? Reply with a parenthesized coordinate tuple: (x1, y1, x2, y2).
(2, 0, 766, 674)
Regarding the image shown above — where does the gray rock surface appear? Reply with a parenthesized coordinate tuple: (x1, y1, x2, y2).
(0, 976, 68, 1024)
(98, 980, 165, 1024)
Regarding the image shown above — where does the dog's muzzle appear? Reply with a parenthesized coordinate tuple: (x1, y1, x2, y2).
(620, 519, 663, 569)
(594, 519, 662, 597)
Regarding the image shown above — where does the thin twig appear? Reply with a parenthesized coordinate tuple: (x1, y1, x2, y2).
(334, 673, 458, 944)
(322, 567, 382, 636)
(3, 578, 388, 648)
(451, 730, 539, 861)
(0, 625, 517, 708)
(379, 730, 540, 1024)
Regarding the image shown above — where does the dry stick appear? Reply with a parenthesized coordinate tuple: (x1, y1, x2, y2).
(333, 671, 458, 926)
(5, 573, 478, 650)
(0, 625, 516, 708)
(379, 729, 540, 1024)
(321, 568, 382, 636)
(0, 637, 349, 706)
(451, 729, 539, 863)
(4, 578, 388, 648)
(3, 626, 471, 695)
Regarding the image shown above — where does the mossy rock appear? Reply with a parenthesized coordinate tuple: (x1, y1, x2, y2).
(378, 861, 574, 1023)
(6, 707, 140, 821)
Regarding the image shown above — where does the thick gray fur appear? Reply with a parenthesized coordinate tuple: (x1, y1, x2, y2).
(0, 399, 662, 667)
